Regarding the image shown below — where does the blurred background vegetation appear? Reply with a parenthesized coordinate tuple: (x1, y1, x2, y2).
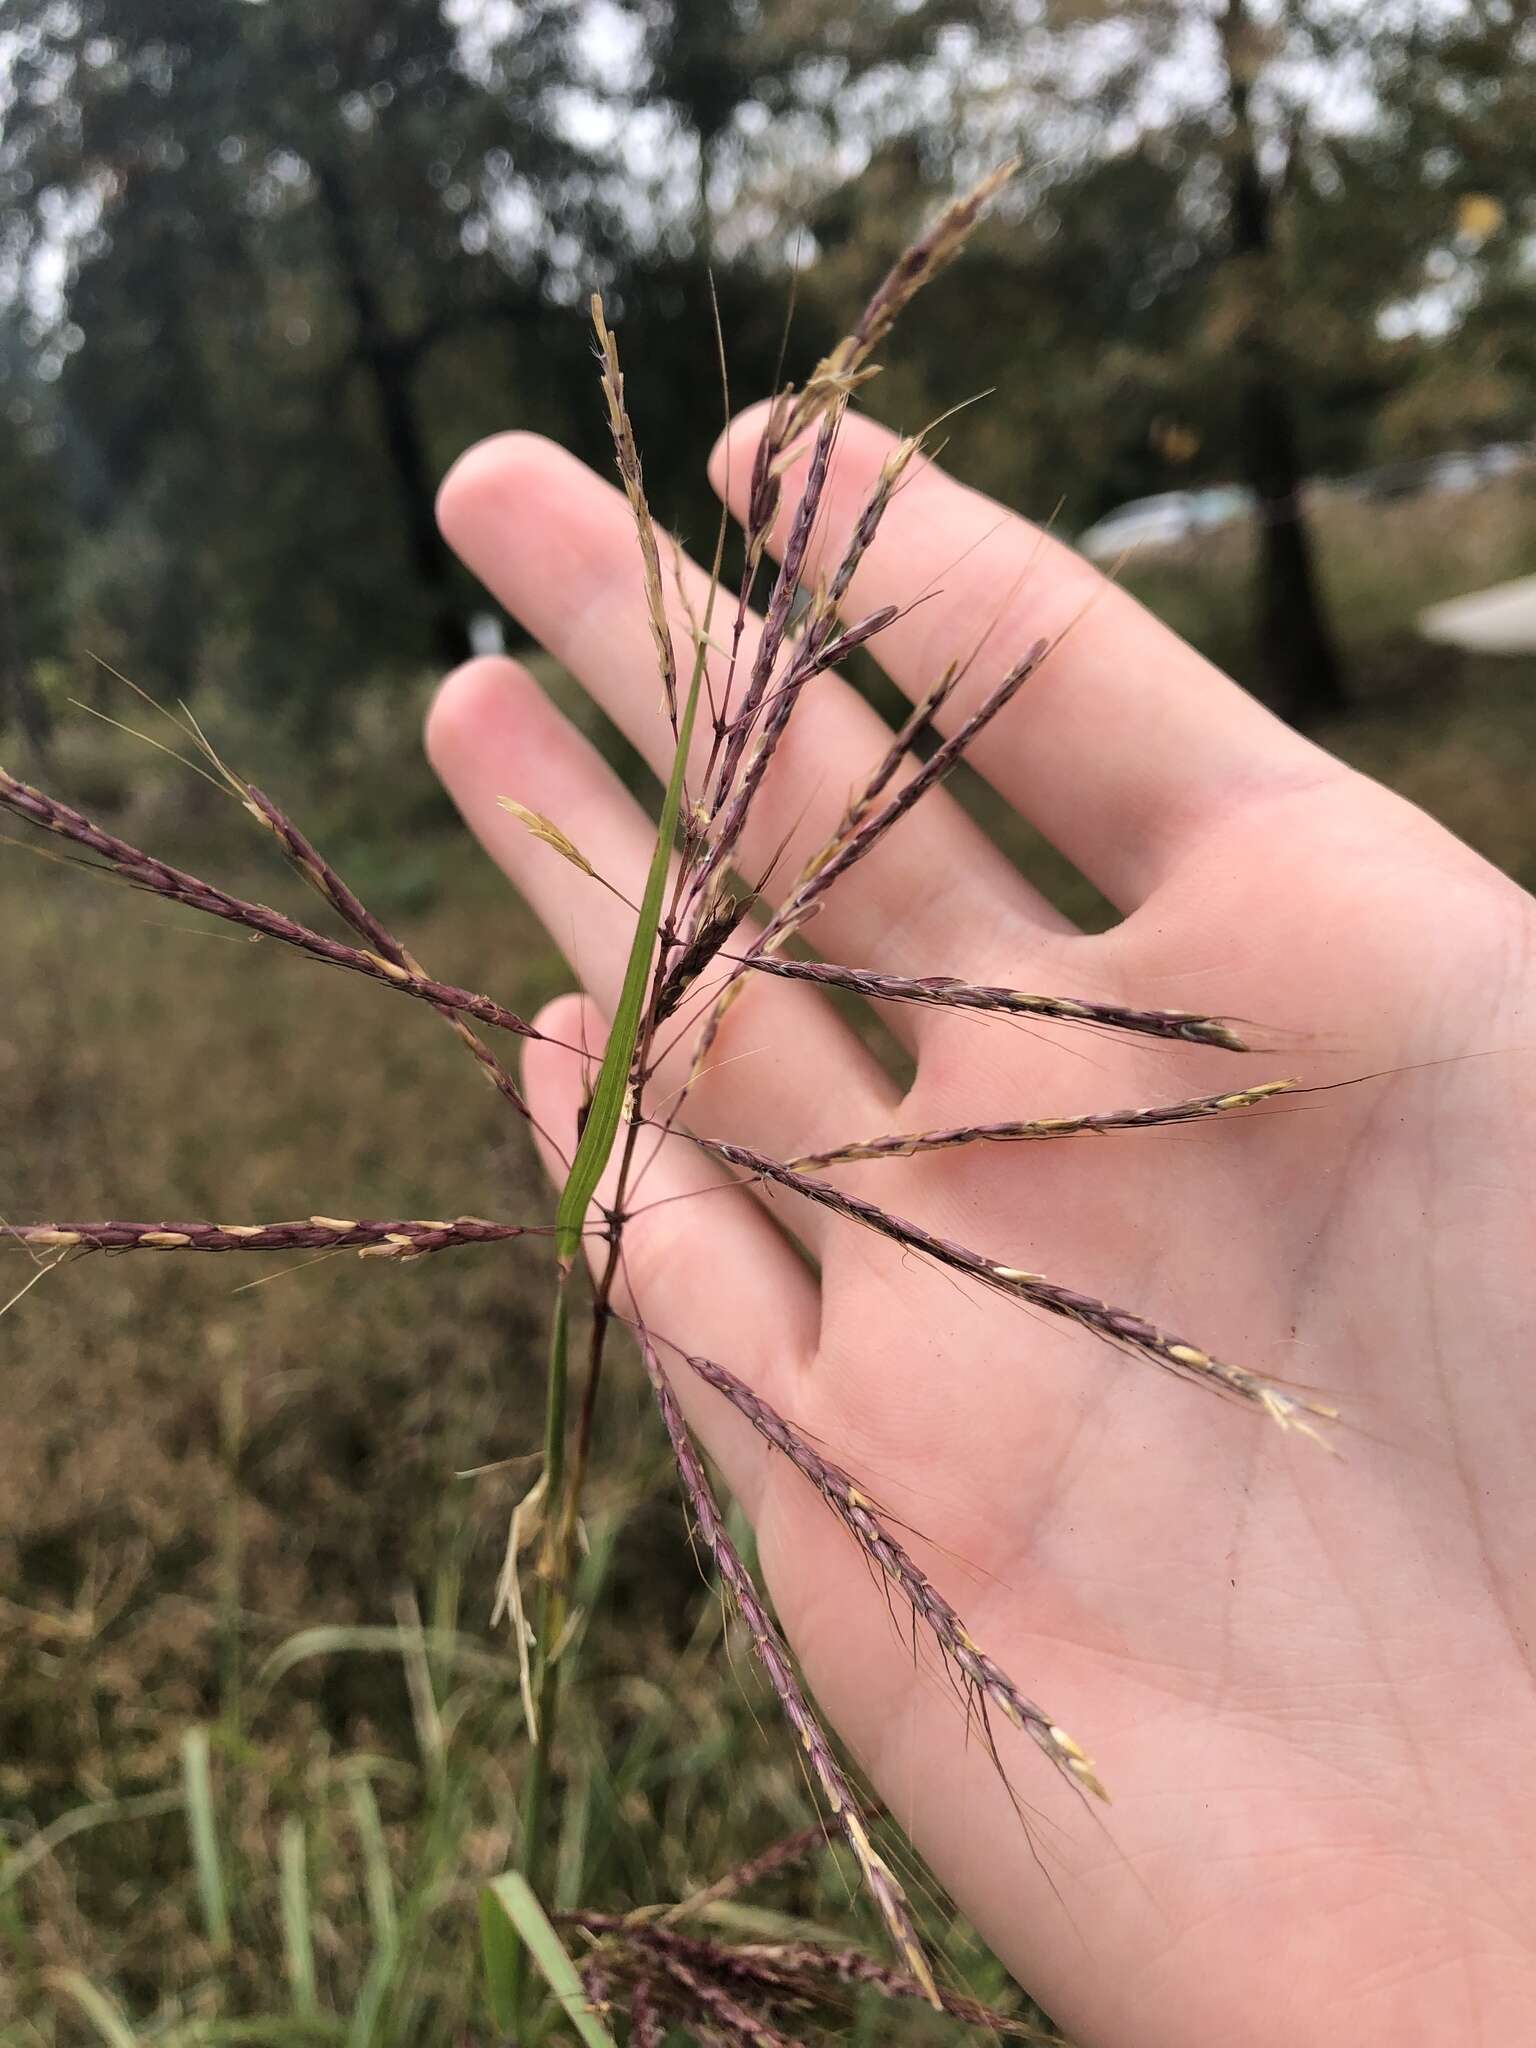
(1, 3, 1534, 2041)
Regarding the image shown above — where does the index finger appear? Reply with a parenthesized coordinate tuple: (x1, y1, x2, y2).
(710, 407, 1344, 911)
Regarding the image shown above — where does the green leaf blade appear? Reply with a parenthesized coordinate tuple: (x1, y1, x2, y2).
(481, 1871, 617, 2048)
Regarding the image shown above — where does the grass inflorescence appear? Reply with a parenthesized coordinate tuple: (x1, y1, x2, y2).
(0, 164, 1338, 2044)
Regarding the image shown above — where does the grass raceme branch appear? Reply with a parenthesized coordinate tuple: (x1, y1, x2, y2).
(693, 1139, 1334, 1438)
(8, 1216, 547, 1259)
(640, 1333, 941, 2007)
(668, 1337, 1105, 1799)
(743, 957, 1252, 1052)
(0, 767, 543, 1046)
(787, 1080, 1297, 1170)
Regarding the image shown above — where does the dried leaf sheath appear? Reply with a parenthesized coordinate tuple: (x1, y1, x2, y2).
(671, 1339, 1104, 1799)
(639, 1334, 941, 2008)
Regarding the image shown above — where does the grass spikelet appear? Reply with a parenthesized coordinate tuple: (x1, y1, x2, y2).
(625, 1975, 663, 2048)
(663, 1818, 847, 1920)
(242, 776, 534, 1118)
(496, 797, 628, 902)
(562, 1914, 1058, 2041)
(684, 638, 1051, 1074)
(779, 636, 1049, 919)
(651, 1952, 799, 2048)
(592, 293, 679, 727)
(786, 160, 1020, 438)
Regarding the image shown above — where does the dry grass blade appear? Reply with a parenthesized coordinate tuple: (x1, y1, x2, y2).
(640, 1333, 941, 2006)
(787, 1080, 1298, 1170)
(694, 1140, 1334, 1438)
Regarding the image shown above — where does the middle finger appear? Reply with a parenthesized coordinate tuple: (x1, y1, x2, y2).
(436, 431, 1074, 1007)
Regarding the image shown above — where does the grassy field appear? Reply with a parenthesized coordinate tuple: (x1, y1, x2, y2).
(2, 472, 1534, 2043)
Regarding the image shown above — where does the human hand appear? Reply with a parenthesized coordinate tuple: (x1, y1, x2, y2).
(426, 411, 1536, 2048)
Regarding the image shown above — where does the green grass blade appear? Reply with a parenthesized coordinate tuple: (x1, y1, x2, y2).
(0, 1788, 182, 1900)
(256, 1624, 511, 1693)
(344, 1941, 397, 2048)
(479, 1884, 519, 2033)
(181, 1727, 232, 1955)
(162, 2023, 346, 2047)
(481, 1872, 617, 2048)
(279, 1815, 319, 2017)
(344, 1773, 397, 1951)
(553, 652, 705, 1262)
(48, 1973, 141, 2048)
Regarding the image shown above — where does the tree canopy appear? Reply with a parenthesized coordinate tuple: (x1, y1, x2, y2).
(1, 0, 1531, 724)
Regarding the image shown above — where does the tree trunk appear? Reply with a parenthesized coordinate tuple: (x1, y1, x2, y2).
(1219, 0, 1346, 726)
(1238, 366, 1346, 724)
(314, 156, 472, 674)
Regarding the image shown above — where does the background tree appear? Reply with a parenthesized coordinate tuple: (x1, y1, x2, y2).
(0, 0, 1531, 731)
(1, 0, 597, 698)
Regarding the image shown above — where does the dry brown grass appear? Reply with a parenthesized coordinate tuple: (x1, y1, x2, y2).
(2, 446, 1533, 2040)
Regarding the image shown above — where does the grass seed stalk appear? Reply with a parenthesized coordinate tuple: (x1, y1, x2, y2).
(0, 163, 1338, 2041)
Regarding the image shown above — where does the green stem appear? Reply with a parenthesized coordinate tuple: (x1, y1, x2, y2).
(510, 646, 707, 2036)
(510, 1280, 570, 2027)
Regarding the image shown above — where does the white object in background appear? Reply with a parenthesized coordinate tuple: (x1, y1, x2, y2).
(1079, 486, 1253, 563)
(468, 611, 506, 657)
(1418, 576, 1536, 655)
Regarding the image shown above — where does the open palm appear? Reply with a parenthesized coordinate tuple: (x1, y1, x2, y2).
(427, 409, 1536, 2048)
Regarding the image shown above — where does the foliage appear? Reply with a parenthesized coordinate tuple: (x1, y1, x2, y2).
(3, 0, 1532, 730)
